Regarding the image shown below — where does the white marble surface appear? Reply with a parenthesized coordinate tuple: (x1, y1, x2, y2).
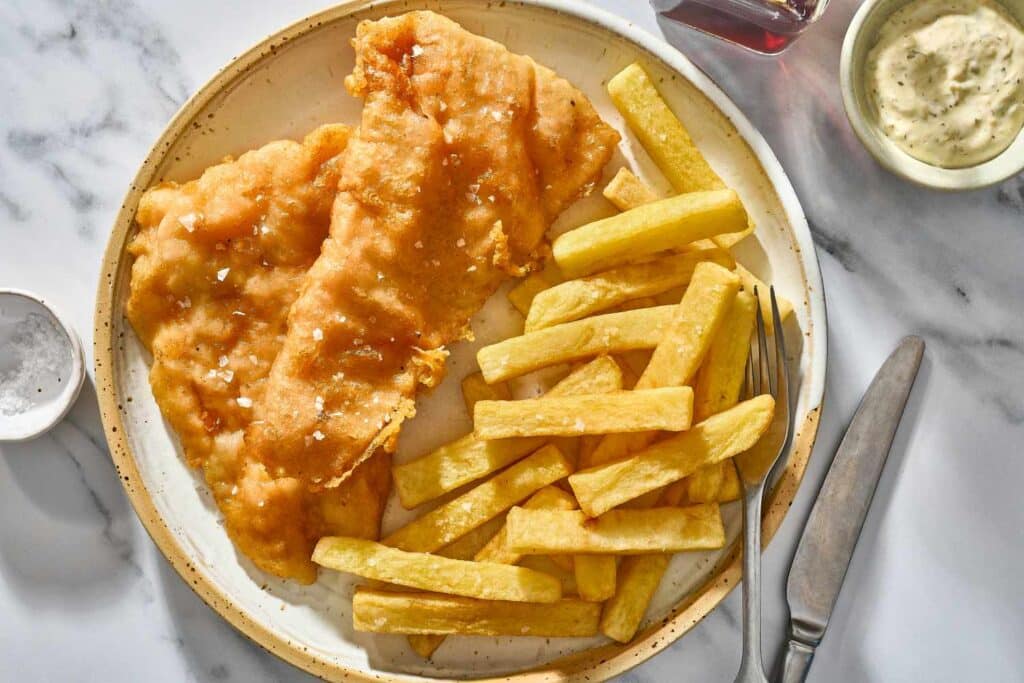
(1, 0, 1021, 681)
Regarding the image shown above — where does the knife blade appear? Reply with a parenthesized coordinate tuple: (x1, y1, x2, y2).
(778, 335, 925, 683)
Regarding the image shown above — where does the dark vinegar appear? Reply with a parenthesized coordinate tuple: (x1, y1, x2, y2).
(660, 0, 821, 54)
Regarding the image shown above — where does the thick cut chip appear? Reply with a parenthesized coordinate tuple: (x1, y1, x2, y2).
(393, 435, 542, 510)
(392, 356, 621, 508)
(685, 290, 756, 501)
(525, 247, 735, 331)
(383, 444, 574, 552)
(600, 554, 670, 642)
(693, 290, 757, 421)
(475, 486, 577, 565)
(353, 589, 601, 637)
(246, 11, 619, 489)
(603, 167, 659, 211)
(508, 266, 564, 315)
(411, 512, 509, 658)
(574, 555, 617, 602)
(436, 515, 507, 560)
(606, 62, 752, 248)
(680, 459, 743, 504)
(504, 505, 725, 554)
(585, 262, 741, 468)
(477, 305, 676, 383)
(552, 190, 747, 278)
(570, 395, 775, 516)
(407, 634, 446, 659)
(461, 372, 511, 415)
(735, 263, 795, 334)
(474, 387, 693, 439)
(519, 556, 580, 596)
(313, 537, 560, 602)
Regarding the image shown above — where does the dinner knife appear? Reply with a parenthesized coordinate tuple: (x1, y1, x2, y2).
(778, 335, 925, 683)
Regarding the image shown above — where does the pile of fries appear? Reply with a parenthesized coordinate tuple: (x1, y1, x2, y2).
(312, 63, 793, 656)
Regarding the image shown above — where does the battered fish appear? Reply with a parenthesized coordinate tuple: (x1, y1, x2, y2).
(248, 11, 620, 488)
(127, 124, 390, 583)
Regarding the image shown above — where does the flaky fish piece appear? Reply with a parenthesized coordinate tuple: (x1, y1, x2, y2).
(248, 11, 620, 488)
(127, 124, 390, 584)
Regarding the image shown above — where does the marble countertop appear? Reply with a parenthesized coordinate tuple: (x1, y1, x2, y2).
(2, 1, 1021, 681)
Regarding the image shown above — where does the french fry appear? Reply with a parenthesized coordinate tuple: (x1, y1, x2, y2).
(312, 538, 561, 603)
(524, 247, 734, 331)
(600, 554, 670, 642)
(477, 305, 676, 383)
(717, 460, 743, 501)
(592, 258, 757, 646)
(383, 444, 574, 552)
(353, 589, 601, 637)
(603, 167, 659, 211)
(574, 555, 617, 602)
(684, 290, 757, 502)
(393, 356, 622, 508)
(607, 63, 725, 197)
(504, 505, 725, 555)
(684, 459, 744, 504)
(461, 372, 511, 414)
(437, 515, 508, 560)
(410, 494, 570, 658)
(393, 434, 543, 509)
(519, 556, 579, 596)
(585, 262, 741, 468)
(606, 62, 752, 249)
(475, 486, 577, 566)
(693, 290, 757, 421)
(552, 190, 747, 278)
(735, 263, 795, 334)
(407, 634, 445, 659)
(473, 387, 693, 439)
(569, 395, 775, 516)
(508, 267, 563, 315)
(546, 354, 624, 396)
(636, 262, 740, 391)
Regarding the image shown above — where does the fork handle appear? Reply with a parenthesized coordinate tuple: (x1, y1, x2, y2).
(734, 484, 769, 683)
(778, 638, 815, 683)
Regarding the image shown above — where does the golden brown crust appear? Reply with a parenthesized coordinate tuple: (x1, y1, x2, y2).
(248, 11, 620, 489)
(127, 125, 390, 583)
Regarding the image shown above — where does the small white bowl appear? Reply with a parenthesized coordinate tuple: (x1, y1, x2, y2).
(0, 289, 86, 441)
(840, 0, 1024, 190)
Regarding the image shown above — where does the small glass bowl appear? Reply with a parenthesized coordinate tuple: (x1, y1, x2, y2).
(840, 0, 1024, 190)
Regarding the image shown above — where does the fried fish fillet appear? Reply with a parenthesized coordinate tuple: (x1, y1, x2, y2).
(248, 11, 621, 489)
(127, 124, 390, 583)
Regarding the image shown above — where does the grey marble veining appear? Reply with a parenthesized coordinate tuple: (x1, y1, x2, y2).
(1, 1, 1021, 681)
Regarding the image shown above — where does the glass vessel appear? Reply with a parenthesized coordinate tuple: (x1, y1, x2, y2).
(651, 0, 831, 54)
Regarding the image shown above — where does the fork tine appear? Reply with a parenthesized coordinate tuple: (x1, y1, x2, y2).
(769, 285, 790, 409)
(745, 347, 754, 399)
(753, 286, 769, 397)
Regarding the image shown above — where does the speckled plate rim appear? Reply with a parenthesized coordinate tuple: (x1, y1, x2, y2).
(93, 1, 827, 681)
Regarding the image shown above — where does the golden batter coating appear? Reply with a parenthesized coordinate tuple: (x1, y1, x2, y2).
(248, 11, 621, 489)
(127, 124, 390, 584)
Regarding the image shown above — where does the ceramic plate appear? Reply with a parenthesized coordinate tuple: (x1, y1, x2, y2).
(94, 1, 826, 680)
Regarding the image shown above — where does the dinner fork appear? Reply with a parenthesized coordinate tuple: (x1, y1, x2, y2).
(733, 287, 794, 683)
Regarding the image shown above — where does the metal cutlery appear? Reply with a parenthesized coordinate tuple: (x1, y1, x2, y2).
(778, 335, 924, 683)
(733, 287, 795, 683)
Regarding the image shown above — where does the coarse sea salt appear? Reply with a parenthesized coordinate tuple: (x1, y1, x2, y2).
(0, 312, 73, 416)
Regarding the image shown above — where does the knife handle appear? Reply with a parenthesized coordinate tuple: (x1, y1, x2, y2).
(778, 638, 815, 683)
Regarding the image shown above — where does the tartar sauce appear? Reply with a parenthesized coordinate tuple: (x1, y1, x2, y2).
(866, 0, 1024, 168)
